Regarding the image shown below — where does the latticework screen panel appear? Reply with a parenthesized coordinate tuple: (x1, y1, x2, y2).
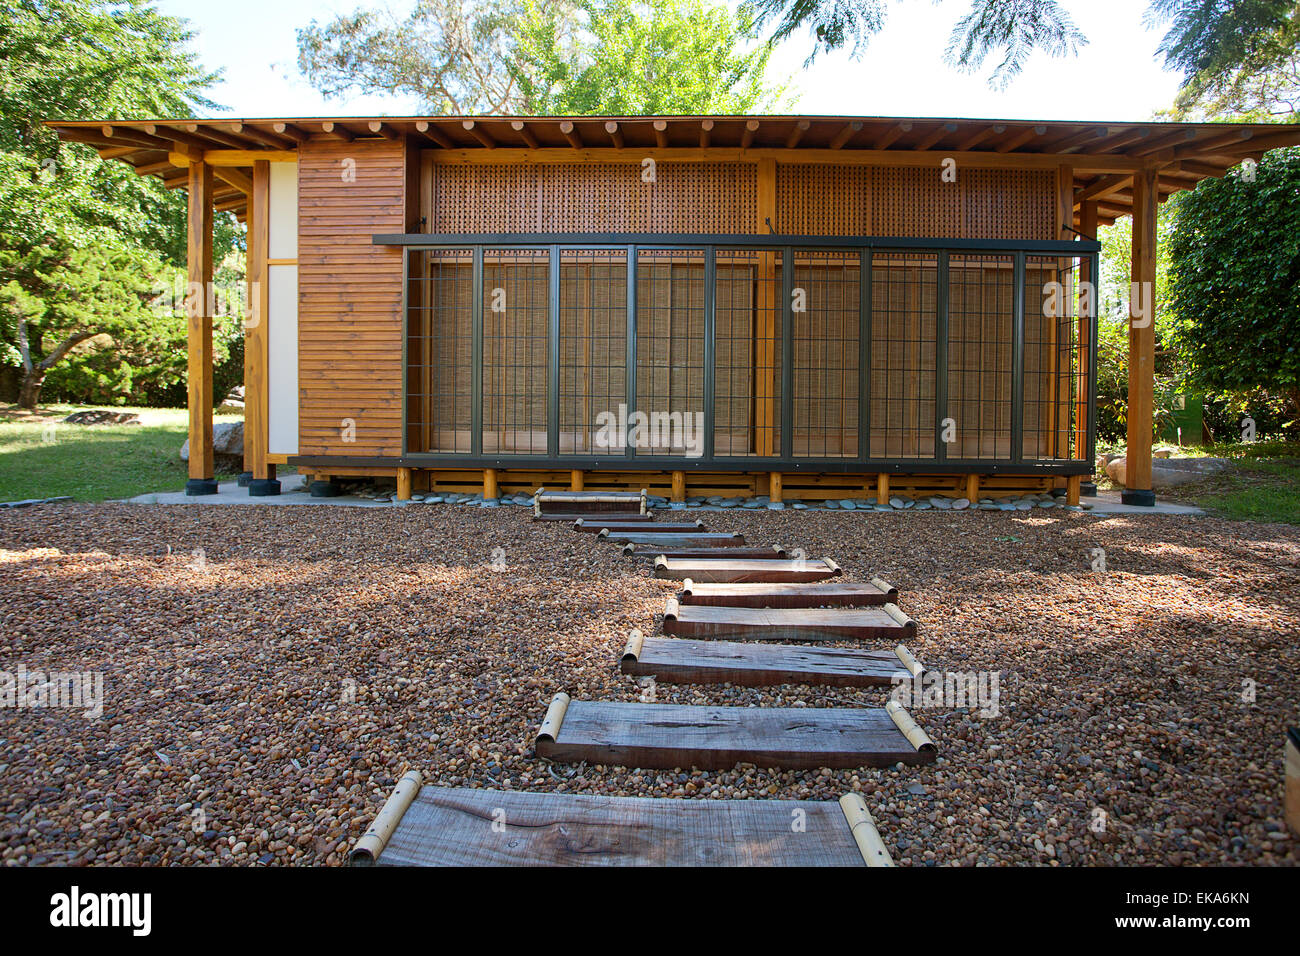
(1024, 256, 1083, 461)
(482, 249, 549, 454)
(560, 250, 628, 455)
(634, 250, 707, 456)
(870, 252, 937, 458)
(948, 254, 1014, 460)
(430, 163, 757, 234)
(408, 250, 474, 454)
(792, 253, 860, 458)
(715, 250, 783, 457)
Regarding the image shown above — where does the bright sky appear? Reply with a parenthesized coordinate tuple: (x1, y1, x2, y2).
(155, 0, 1184, 121)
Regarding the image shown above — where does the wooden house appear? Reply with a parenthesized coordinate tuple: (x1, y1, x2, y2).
(47, 115, 1300, 505)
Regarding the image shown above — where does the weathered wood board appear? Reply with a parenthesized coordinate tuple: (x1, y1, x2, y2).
(628, 546, 787, 560)
(535, 489, 644, 517)
(359, 785, 887, 866)
(533, 512, 656, 524)
(655, 556, 842, 583)
(663, 600, 916, 641)
(536, 697, 935, 770)
(678, 578, 898, 608)
(600, 531, 744, 547)
(576, 519, 705, 533)
(622, 635, 920, 687)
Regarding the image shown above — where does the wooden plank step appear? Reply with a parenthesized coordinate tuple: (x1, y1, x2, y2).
(598, 530, 743, 547)
(654, 555, 841, 583)
(533, 512, 656, 524)
(679, 578, 899, 608)
(351, 773, 894, 866)
(575, 519, 705, 533)
(535, 488, 645, 517)
(662, 598, 916, 641)
(626, 545, 787, 560)
(621, 631, 924, 687)
(535, 693, 936, 770)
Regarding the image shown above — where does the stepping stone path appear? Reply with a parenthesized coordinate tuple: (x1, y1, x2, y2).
(354, 486, 957, 867)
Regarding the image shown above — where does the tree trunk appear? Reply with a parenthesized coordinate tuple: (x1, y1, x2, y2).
(18, 371, 43, 411)
(14, 320, 97, 411)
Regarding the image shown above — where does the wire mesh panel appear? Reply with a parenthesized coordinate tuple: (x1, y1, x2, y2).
(947, 254, 1014, 460)
(1024, 255, 1083, 461)
(792, 251, 860, 458)
(407, 249, 473, 454)
(714, 249, 783, 457)
(635, 249, 706, 457)
(559, 249, 628, 455)
(870, 251, 938, 459)
(481, 249, 549, 454)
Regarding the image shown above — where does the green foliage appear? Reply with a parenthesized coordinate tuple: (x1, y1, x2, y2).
(0, 0, 238, 407)
(513, 0, 788, 114)
(296, 0, 787, 114)
(1164, 147, 1300, 423)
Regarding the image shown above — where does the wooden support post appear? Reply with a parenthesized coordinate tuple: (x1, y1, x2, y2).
(1066, 474, 1081, 507)
(965, 474, 979, 502)
(671, 470, 686, 503)
(484, 468, 499, 500)
(570, 469, 584, 491)
(1125, 167, 1158, 506)
(1076, 200, 1098, 464)
(877, 473, 889, 502)
(396, 467, 412, 501)
(185, 159, 216, 495)
(769, 472, 783, 504)
(245, 160, 272, 486)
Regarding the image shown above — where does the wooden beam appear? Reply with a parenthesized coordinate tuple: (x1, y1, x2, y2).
(784, 119, 810, 149)
(186, 160, 215, 485)
(229, 123, 295, 150)
(872, 122, 913, 149)
(171, 150, 296, 167)
(414, 120, 454, 148)
(914, 122, 958, 151)
(424, 146, 1147, 173)
(1055, 164, 1074, 239)
(183, 123, 249, 150)
(462, 119, 495, 148)
(320, 121, 354, 142)
(699, 119, 714, 147)
(1052, 126, 1111, 153)
(511, 120, 539, 148)
(272, 122, 310, 144)
(1125, 166, 1158, 503)
(559, 120, 583, 148)
(1075, 173, 1131, 205)
(99, 125, 171, 150)
(1131, 128, 1197, 157)
(954, 123, 1004, 151)
(829, 121, 863, 150)
(755, 157, 777, 455)
(368, 120, 402, 141)
(214, 167, 253, 195)
(740, 119, 760, 149)
(995, 125, 1047, 153)
(1096, 127, 1151, 153)
(1075, 199, 1098, 462)
(605, 120, 624, 148)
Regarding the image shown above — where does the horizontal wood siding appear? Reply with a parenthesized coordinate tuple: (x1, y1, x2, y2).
(298, 138, 407, 456)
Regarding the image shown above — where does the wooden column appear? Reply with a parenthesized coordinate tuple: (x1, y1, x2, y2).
(396, 467, 412, 501)
(1066, 474, 1081, 507)
(484, 468, 499, 500)
(570, 469, 584, 491)
(671, 470, 686, 503)
(1076, 200, 1098, 463)
(185, 159, 217, 495)
(769, 471, 783, 504)
(877, 473, 889, 502)
(245, 160, 275, 490)
(964, 474, 979, 502)
(1125, 167, 1158, 505)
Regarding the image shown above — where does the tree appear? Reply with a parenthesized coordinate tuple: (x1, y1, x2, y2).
(1163, 147, 1300, 429)
(512, 0, 788, 114)
(296, 0, 787, 115)
(743, 0, 1292, 90)
(0, 0, 230, 409)
(297, 0, 531, 114)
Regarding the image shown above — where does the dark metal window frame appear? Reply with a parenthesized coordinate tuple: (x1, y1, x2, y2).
(385, 232, 1099, 476)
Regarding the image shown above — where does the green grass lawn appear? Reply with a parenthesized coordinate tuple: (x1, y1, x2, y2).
(1181, 457, 1300, 525)
(0, 404, 244, 503)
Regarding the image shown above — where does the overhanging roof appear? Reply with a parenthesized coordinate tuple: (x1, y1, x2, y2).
(44, 114, 1300, 226)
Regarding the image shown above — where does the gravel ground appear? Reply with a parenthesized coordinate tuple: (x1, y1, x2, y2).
(1, 502, 1297, 867)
